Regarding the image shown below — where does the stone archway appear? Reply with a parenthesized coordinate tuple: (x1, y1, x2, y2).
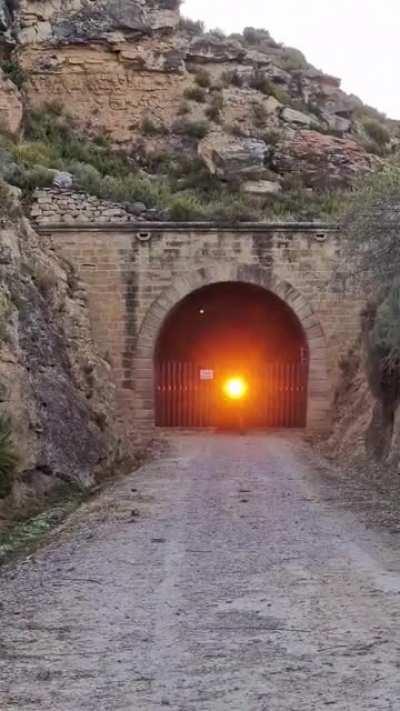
(134, 263, 331, 431)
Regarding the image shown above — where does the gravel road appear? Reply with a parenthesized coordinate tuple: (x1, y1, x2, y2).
(1, 433, 400, 710)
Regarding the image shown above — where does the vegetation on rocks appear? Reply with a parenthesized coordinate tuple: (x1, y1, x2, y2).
(0, 415, 17, 499)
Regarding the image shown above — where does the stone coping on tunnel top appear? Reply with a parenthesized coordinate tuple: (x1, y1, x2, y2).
(35, 221, 340, 234)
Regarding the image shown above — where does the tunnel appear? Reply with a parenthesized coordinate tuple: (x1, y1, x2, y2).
(154, 282, 309, 429)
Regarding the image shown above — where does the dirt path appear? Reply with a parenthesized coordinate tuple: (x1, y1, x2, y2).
(1, 433, 400, 710)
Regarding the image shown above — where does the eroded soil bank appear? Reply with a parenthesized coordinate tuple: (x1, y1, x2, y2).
(1, 433, 400, 710)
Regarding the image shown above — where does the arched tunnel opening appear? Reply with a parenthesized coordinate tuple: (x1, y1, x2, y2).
(154, 282, 309, 429)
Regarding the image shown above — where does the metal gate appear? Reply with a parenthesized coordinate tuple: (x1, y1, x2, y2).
(155, 362, 308, 428)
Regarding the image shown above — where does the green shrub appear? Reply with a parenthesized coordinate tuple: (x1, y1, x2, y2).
(67, 162, 103, 194)
(243, 27, 272, 45)
(262, 129, 282, 146)
(370, 286, 400, 368)
(205, 93, 224, 123)
(281, 48, 308, 71)
(209, 28, 226, 40)
(252, 101, 268, 128)
(174, 119, 209, 139)
(142, 117, 168, 136)
(250, 72, 272, 96)
(169, 194, 208, 221)
(12, 166, 54, 193)
(177, 102, 191, 116)
(195, 70, 211, 88)
(170, 157, 220, 194)
(183, 86, 207, 103)
(270, 187, 343, 220)
(363, 119, 391, 147)
(0, 415, 17, 499)
(0, 61, 26, 89)
(222, 69, 243, 88)
(25, 108, 131, 177)
(210, 195, 255, 222)
(0, 180, 17, 219)
(250, 73, 289, 103)
(179, 17, 205, 35)
(12, 141, 58, 168)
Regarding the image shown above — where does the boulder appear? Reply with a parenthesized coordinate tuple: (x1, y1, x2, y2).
(0, 0, 11, 32)
(241, 180, 281, 195)
(187, 35, 245, 63)
(322, 112, 352, 135)
(18, 0, 180, 45)
(0, 69, 23, 137)
(53, 172, 74, 190)
(274, 130, 375, 189)
(281, 106, 318, 128)
(198, 133, 268, 182)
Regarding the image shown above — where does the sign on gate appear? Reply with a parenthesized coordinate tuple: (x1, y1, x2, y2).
(155, 361, 308, 428)
(200, 369, 214, 381)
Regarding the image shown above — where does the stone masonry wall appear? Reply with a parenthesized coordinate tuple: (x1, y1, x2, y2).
(31, 189, 160, 225)
(38, 222, 363, 435)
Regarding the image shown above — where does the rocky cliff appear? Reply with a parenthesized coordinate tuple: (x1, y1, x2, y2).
(0, 1, 398, 220)
(0, 185, 125, 516)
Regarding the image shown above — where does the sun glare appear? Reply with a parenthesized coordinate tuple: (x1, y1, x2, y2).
(223, 377, 248, 400)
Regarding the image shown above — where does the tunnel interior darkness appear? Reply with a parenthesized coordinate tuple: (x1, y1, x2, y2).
(155, 282, 309, 428)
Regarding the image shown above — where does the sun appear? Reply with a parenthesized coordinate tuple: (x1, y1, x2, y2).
(223, 377, 248, 400)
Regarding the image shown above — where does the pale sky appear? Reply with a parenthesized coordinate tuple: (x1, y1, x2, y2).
(182, 0, 400, 120)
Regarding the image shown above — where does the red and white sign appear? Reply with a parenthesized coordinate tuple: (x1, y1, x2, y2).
(200, 369, 214, 381)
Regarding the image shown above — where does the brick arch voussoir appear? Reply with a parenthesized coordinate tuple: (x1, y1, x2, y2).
(138, 266, 325, 360)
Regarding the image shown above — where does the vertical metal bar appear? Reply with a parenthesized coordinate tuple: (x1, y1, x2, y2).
(170, 361, 175, 427)
(290, 363, 295, 427)
(297, 363, 302, 427)
(302, 362, 308, 427)
(286, 364, 291, 428)
(191, 364, 196, 428)
(187, 363, 193, 427)
(173, 362, 178, 427)
(155, 363, 159, 427)
(183, 362, 188, 428)
(282, 363, 288, 427)
(176, 361, 180, 428)
(168, 361, 173, 427)
(160, 362, 165, 427)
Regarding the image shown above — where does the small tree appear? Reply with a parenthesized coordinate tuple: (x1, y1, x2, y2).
(343, 167, 400, 377)
(342, 167, 400, 285)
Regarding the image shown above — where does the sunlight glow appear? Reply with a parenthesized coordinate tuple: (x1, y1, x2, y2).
(223, 377, 248, 400)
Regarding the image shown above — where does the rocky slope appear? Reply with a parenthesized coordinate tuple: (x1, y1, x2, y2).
(0, 186, 125, 517)
(0, 1, 398, 219)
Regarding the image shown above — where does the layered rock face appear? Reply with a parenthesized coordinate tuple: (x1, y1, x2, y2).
(0, 198, 124, 513)
(0, 67, 23, 136)
(6, 0, 395, 194)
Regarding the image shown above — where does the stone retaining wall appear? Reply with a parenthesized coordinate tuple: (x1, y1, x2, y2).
(30, 189, 158, 226)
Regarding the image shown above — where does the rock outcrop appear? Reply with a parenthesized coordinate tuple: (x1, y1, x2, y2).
(0, 68, 23, 136)
(0, 191, 125, 513)
(6, 0, 395, 198)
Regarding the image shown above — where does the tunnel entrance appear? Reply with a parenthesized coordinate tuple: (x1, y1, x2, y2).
(154, 282, 309, 429)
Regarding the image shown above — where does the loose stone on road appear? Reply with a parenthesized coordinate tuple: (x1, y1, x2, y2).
(1, 434, 400, 710)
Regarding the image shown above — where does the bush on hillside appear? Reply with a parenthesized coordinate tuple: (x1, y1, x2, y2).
(0, 415, 17, 499)
(363, 119, 391, 147)
(183, 86, 207, 103)
(0, 61, 26, 89)
(194, 70, 211, 88)
(178, 17, 205, 35)
(173, 119, 209, 139)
